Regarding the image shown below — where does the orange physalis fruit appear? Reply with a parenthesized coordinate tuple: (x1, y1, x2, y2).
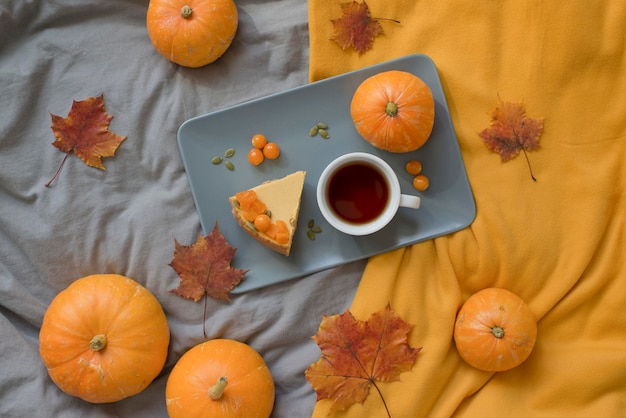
(275, 220, 288, 233)
(274, 220, 289, 244)
(242, 211, 258, 222)
(235, 190, 257, 210)
(262, 142, 281, 160)
(247, 148, 264, 165)
(274, 232, 288, 245)
(253, 214, 272, 233)
(251, 134, 268, 149)
(249, 199, 266, 214)
(265, 223, 278, 240)
(412, 175, 429, 191)
(275, 233, 289, 245)
(404, 160, 422, 175)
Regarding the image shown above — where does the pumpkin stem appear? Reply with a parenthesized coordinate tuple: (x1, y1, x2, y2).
(491, 326, 505, 339)
(385, 102, 398, 117)
(89, 334, 107, 351)
(208, 376, 228, 400)
(181, 5, 192, 18)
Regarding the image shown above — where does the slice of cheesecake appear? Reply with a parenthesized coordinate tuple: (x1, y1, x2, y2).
(229, 171, 306, 256)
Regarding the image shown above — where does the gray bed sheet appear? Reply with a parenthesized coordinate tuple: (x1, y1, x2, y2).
(0, 1, 365, 417)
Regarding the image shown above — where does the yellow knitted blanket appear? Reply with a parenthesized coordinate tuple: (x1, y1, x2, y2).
(308, 1, 626, 416)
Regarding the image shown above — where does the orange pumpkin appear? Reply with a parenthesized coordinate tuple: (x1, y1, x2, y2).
(39, 274, 170, 403)
(350, 70, 435, 153)
(146, 0, 238, 68)
(166, 339, 275, 418)
(453, 288, 537, 372)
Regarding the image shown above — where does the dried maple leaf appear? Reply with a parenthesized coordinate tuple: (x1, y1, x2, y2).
(479, 99, 544, 181)
(331, 1, 387, 55)
(170, 222, 248, 338)
(46, 95, 127, 187)
(170, 222, 248, 302)
(305, 304, 421, 417)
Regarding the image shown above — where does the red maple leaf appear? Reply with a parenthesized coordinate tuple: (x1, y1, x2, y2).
(305, 304, 421, 416)
(330, 1, 385, 55)
(479, 99, 544, 180)
(170, 222, 248, 303)
(46, 95, 127, 187)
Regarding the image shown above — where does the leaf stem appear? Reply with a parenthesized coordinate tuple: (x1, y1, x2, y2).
(202, 264, 213, 339)
(45, 152, 70, 187)
(522, 149, 537, 181)
(372, 381, 392, 418)
(203, 294, 208, 339)
(375, 17, 401, 24)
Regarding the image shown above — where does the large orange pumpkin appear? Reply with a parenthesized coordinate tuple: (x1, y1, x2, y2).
(453, 288, 537, 372)
(350, 70, 435, 153)
(39, 274, 170, 403)
(146, 0, 238, 68)
(166, 339, 275, 418)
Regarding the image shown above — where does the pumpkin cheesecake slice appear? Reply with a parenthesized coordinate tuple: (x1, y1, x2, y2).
(229, 171, 306, 256)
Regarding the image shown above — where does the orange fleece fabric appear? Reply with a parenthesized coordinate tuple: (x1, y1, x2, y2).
(308, 1, 626, 417)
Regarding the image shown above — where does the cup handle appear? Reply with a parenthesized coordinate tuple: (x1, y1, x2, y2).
(399, 194, 421, 209)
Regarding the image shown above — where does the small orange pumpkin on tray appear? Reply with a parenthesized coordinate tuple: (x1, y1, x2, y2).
(453, 287, 537, 372)
(350, 70, 435, 153)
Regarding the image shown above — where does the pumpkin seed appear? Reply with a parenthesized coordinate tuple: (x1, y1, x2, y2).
(307, 230, 316, 240)
(224, 148, 236, 158)
(307, 219, 315, 228)
(246, 221, 256, 231)
(233, 199, 240, 209)
(318, 128, 330, 139)
(225, 161, 235, 171)
(309, 126, 319, 137)
(211, 156, 223, 164)
(265, 210, 272, 218)
(316, 122, 328, 129)
(311, 226, 322, 233)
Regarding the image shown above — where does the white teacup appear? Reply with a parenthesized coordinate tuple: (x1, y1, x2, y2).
(316, 152, 421, 236)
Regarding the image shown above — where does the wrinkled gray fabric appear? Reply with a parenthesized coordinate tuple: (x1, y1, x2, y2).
(0, 1, 365, 416)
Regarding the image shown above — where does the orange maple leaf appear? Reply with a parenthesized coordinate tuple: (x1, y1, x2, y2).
(170, 222, 248, 303)
(305, 304, 421, 416)
(330, 1, 385, 55)
(46, 95, 127, 187)
(479, 99, 543, 181)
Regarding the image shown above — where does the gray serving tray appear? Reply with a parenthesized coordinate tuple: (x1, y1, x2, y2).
(177, 54, 475, 293)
